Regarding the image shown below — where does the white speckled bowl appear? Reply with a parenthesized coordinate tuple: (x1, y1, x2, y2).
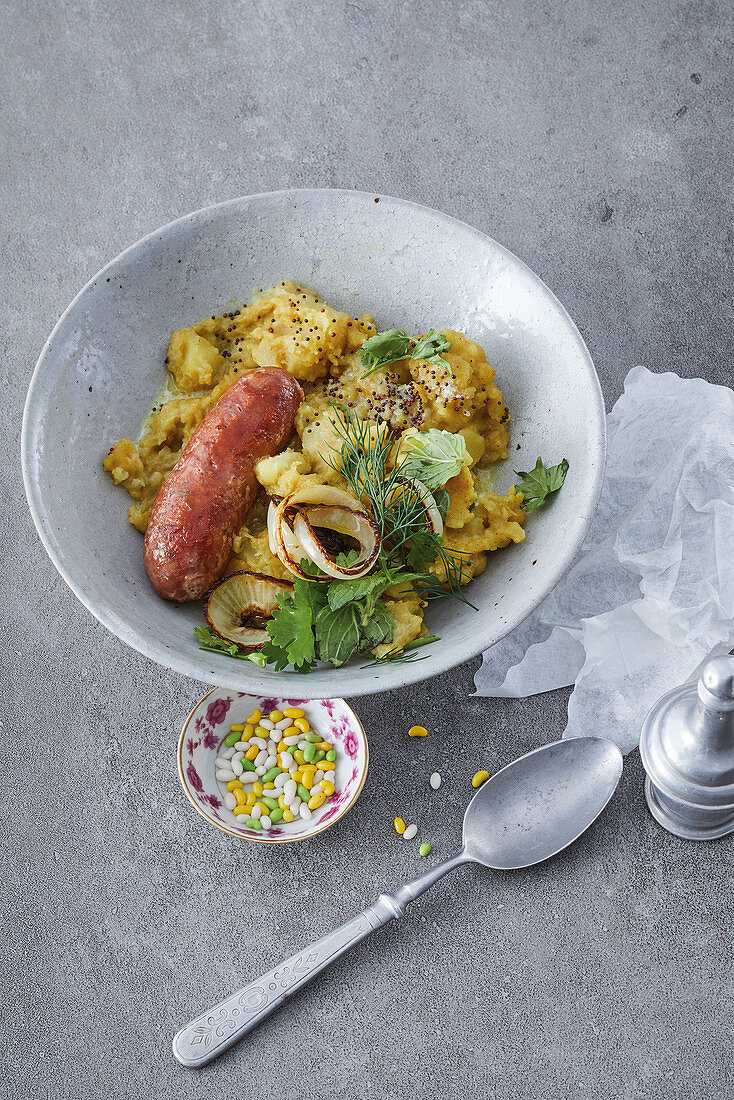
(22, 189, 606, 697)
(177, 691, 367, 842)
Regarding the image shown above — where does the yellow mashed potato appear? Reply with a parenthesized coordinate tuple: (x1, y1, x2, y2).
(104, 282, 525, 655)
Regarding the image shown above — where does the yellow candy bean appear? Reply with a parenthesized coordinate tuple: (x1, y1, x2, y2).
(315, 741, 332, 751)
(246, 709, 262, 724)
(263, 783, 275, 791)
(408, 725, 428, 738)
(283, 707, 305, 719)
(278, 794, 286, 810)
(244, 791, 257, 809)
(269, 710, 284, 722)
(394, 817, 406, 835)
(308, 790, 327, 811)
(233, 806, 249, 816)
(226, 780, 243, 792)
(319, 780, 335, 796)
(472, 770, 490, 788)
(320, 760, 335, 772)
(245, 745, 259, 761)
(300, 773, 315, 791)
(294, 717, 310, 733)
(277, 741, 288, 755)
(283, 809, 294, 823)
(242, 724, 255, 740)
(254, 801, 269, 816)
(252, 782, 263, 796)
(255, 726, 270, 738)
(284, 725, 300, 737)
(230, 724, 244, 733)
(234, 789, 247, 807)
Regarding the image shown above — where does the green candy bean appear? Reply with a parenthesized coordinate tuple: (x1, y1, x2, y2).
(262, 766, 282, 783)
(419, 842, 432, 857)
(314, 749, 325, 762)
(297, 783, 311, 803)
(303, 743, 316, 763)
(325, 749, 336, 762)
(241, 758, 256, 772)
(224, 731, 239, 748)
(269, 808, 284, 824)
(304, 732, 321, 743)
(245, 818, 261, 830)
(262, 796, 278, 811)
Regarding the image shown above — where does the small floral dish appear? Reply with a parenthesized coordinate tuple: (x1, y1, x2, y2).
(178, 688, 368, 843)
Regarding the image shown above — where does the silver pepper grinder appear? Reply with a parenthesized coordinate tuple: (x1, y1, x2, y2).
(640, 655, 734, 839)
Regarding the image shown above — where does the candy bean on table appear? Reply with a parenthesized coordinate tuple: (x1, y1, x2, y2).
(419, 843, 432, 857)
(403, 823, 418, 841)
(408, 725, 428, 738)
(430, 773, 442, 790)
(394, 817, 406, 835)
(472, 770, 490, 788)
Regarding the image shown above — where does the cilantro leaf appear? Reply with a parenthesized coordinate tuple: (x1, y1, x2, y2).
(514, 457, 569, 512)
(357, 600, 394, 650)
(359, 326, 451, 378)
(263, 574, 328, 670)
(326, 566, 424, 612)
(399, 428, 466, 490)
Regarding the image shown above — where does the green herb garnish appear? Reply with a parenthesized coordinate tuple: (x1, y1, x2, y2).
(359, 327, 451, 378)
(194, 626, 268, 666)
(361, 636, 440, 667)
(514, 457, 569, 512)
(399, 428, 466, 491)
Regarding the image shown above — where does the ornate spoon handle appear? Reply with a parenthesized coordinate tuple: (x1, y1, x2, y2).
(173, 853, 465, 1067)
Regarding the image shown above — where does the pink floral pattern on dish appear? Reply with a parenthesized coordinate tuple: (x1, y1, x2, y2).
(179, 691, 367, 843)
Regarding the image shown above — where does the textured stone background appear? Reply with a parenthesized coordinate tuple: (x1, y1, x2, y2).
(2, 1, 732, 1097)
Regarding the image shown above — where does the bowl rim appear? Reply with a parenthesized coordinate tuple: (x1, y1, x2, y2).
(176, 689, 369, 843)
(21, 187, 607, 696)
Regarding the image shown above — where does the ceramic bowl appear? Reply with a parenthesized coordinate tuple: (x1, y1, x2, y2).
(22, 189, 606, 697)
(178, 691, 368, 842)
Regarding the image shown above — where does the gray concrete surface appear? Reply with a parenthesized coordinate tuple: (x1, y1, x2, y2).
(2, 1, 733, 1097)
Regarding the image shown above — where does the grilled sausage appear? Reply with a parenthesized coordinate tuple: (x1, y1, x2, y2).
(144, 367, 303, 601)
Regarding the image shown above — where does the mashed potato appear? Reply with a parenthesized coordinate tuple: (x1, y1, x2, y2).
(104, 282, 525, 654)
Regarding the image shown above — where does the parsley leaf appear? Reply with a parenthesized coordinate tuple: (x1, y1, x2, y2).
(262, 574, 328, 671)
(359, 326, 451, 378)
(514, 457, 569, 512)
(399, 428, 466, 490)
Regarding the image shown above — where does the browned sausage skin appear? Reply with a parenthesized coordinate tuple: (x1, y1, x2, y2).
(143, 368, 303, 601)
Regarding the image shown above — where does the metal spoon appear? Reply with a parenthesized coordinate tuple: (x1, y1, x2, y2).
(173, 735, 622, 1067)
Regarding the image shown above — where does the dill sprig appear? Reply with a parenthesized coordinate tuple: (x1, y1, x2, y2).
(326, 403, 473, 603)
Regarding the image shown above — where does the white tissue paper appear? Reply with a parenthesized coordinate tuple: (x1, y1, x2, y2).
(474, 366, 734, 753)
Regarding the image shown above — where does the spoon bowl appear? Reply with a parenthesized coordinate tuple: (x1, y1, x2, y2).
(463, 737, 623, 869)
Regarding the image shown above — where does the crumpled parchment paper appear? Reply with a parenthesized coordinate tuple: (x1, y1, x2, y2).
(474, 366, 734, 753)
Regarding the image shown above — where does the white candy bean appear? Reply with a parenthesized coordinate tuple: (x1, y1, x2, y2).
(222, 747, 236, 759)
(274, 773, 289, 789)
(259, 718, 275, 730)
(231, 758, 244, 776)
(223, 793, 236, 811)
(283, 734, 301, 745)
(430, 772, 442, 790)
(260, 815, 272, 829)
(251, 804, 262, 820)
(215, 756, 232, 769)
(276, 717, 292, 729)
(289, 765, 298, 775)
(216, 769, 236, 782)
(313, 770, 324, 784)
(280, 751, 293, 768)
(263, 755, 277, 769)
(238, 772, 258, 785)
(299, 804, 312, 820)
(268, 739, 278, 755)
(403, 823, 418, 840)
(250, 736, 268, 750)
(254, 749, 268, 767)
(234, 741, 247, 751)
(255, 766, 267, 776)
(298, 740, 309, 750)
(290, 796, 301, 813)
